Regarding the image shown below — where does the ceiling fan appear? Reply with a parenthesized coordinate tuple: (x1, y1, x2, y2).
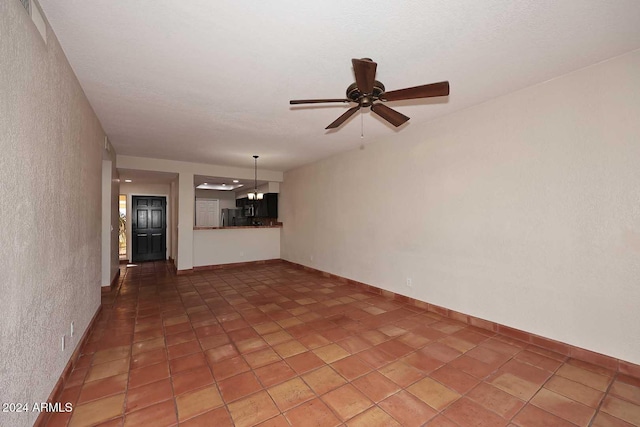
(290, 58, 450, 130)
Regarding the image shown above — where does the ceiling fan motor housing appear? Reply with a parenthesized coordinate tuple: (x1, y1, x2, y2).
(346, 81, 385, 107)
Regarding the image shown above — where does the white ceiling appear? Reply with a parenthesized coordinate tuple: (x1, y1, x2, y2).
(38, 0, 640, 172)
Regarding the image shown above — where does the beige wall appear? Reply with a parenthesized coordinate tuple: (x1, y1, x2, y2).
(193, 228, 281, 267)
(109, 156, 120, 282)
(0, 2, 105, 425)
(281, 49, 640, 364)
(102, 141, 120, 287)
(170, 179, 179, 261)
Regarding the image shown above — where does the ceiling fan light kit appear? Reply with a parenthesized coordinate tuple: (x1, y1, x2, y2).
(290, 58, 450, 130)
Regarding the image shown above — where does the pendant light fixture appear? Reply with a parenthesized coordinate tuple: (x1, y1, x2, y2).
(247, 155, 263, 200)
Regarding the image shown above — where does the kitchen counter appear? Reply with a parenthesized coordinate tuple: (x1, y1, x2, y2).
(194, 224, 282, 230)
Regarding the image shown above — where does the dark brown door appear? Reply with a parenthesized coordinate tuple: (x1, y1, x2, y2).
(132, 196, 166, 262)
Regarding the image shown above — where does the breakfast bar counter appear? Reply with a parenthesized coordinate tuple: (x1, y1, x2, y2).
(192, 226, 281, 267)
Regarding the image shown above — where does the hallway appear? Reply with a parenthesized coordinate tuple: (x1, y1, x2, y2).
(45, 261, 640, 426)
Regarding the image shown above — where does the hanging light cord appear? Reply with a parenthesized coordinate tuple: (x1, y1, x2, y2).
(253, 155, 258, 196)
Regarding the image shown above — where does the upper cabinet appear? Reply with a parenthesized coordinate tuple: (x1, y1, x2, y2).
(258, 193, 278, 218)
(236, 193, 278, 218)
(236, 197, 247, 209)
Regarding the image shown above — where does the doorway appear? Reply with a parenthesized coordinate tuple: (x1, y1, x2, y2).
(195, 198, 220, 227)
(132, 196, 167, 262)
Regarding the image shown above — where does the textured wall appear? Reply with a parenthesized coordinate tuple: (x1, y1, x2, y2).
(281, 49, 640, 364)
(0, 2, 104, 426)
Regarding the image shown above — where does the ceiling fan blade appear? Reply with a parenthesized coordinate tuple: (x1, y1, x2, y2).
(325, 106, 360, 129)
(352, 58, 377, 94)
(290, 99, 351, 105)
(382, 81, 450, 101)
(371, 103, 410, 127)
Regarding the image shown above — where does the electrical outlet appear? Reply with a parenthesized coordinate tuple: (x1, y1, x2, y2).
(240, 251, 244, 257)
(70, 322, 75, 338)
(61, 335, 66, 351)
(406, 277, 412, 288)
(310, 255, 314, 262)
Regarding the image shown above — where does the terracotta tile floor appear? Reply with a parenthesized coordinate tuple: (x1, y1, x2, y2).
(46, 261, 640, 427)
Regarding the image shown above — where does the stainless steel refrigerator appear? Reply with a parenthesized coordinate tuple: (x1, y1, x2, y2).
(220, 208, 247, 227)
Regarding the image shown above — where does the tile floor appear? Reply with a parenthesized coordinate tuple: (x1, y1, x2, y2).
(45, 261, 640, 427)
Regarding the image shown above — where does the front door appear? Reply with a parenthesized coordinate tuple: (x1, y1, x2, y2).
(132, 196, 166, 262)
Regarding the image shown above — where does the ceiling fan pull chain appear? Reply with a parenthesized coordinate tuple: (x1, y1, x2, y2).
(361, 109, 364, 139)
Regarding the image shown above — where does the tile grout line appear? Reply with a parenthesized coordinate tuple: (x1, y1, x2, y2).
(587, 371, 616, 427)
(503, 348, 569, 426)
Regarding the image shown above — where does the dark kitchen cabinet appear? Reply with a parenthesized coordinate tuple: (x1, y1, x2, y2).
(250, 193, 278, 218)
(236, 194, 278, 218)
(236, 197, 248, 208)
(236, 197, 254, 217)
(263, 193, 278, 218)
